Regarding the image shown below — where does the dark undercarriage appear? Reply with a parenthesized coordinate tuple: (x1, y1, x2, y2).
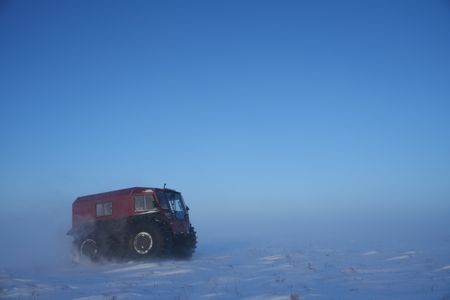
(70, 213, 197, 262)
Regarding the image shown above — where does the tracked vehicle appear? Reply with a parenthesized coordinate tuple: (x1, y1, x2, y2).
(67, 187, 197, 261)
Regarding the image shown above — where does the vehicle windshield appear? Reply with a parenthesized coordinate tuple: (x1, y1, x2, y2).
(156, 190, 185, 218)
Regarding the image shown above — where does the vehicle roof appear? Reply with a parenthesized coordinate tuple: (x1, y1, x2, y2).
(74, 187, 179, 204)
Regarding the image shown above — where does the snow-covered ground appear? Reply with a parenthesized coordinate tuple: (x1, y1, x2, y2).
(1, 237, 450, 299)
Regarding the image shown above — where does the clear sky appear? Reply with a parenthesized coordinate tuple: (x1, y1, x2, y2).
(1, 1, 449, 235)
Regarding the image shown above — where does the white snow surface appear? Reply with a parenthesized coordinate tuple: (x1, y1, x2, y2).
(1, 239, 450, 299)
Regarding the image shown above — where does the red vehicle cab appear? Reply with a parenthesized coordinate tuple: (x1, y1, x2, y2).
(68, 187, 197, 261)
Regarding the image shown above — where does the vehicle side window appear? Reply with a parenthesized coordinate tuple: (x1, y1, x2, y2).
(96, 202, 112, 217)
(104, 202, 112, 215)
(134, 194, 155, 212)
(156, 191, 169, 210)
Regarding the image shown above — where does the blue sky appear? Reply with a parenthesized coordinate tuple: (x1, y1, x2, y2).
(0, 1, 449, 231)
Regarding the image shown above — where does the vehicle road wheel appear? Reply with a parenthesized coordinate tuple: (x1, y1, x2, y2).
(133, 232, 153, 255)
(174, 226, 197, 259)
(130, 224, 172, 258)
(79, 238, 99, 262)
